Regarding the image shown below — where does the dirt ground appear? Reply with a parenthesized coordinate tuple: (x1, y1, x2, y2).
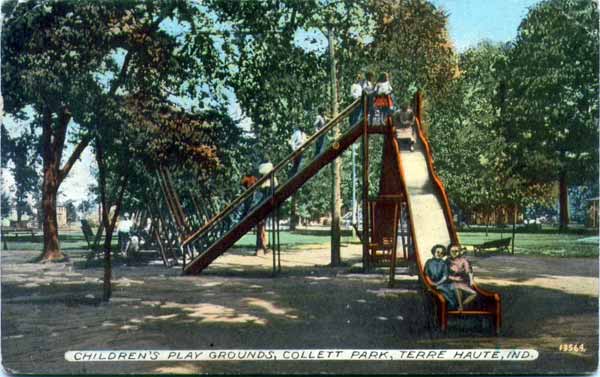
(1, 244, 598, 375)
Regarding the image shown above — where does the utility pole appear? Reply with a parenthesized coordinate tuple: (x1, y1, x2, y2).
(328, 25, 342, 266)
(351, 143, 357, 238)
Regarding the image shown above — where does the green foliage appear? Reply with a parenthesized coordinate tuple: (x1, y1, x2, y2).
(503, 0, 599, 185)
(204, 0, 458, 222)
(459, 231, 598, 258)
(430, 42, 513, 212)
(2, 124, 39, 221)
(368, 0, 456, 105)
(77, 199, 96, 217)
(64, 200, 78, 223)
(1, 192, 12, 219)
(568, 184, 598, 223)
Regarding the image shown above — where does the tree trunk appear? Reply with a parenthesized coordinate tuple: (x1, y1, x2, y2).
(290, 194, 298, 231)
(102, 224, 114, 302)
(40, 110, 63, 260)
(485, 212, 489, 237)
(41, 182, 62, 260)
(559, 173, 569, 231)
(96, 133, 129, 302)
(39, 107, 90, 261)
(328, 26, 341, 266)
(16, 197, 22, 224)
(512, 204, 517, 254)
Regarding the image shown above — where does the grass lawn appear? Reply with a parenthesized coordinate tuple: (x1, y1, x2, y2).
(2, 229, 597, 258)
(458, 232, 598, 257)
(233, 229, 357, 249)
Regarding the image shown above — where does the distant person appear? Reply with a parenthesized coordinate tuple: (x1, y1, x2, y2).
(240, 174, 258, 219)
(313, 107, 327, 157)
(372, 72, 394, 124)
(350, 74, 363, 125)
(447, 244, 477, 311)
(255, 160, 277, 255)
(258, 160, 277, 194)
(424, 244, 458, 310)
(117, 213, 133, 254)
(288, 127, 307, 177)
(374, 72, 393, 96)
(361, 71, 375, 122)
(393, 103, 416, 151)
(126, 232, 141, 262)
(361, 71, 375, 95)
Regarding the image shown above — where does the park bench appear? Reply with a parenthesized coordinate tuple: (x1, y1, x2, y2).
(473, 237, 512, 255)
(1, 227, 38, 250)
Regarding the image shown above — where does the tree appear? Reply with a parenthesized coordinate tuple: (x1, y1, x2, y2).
(429, 43, 510, 216)
(1, 125, 14, 221)
(77, 198, 96, 219)
(2, 0, 224, 260)
(503, 0, 599, 230)
(204, 1, 460, 265)
(1, 192, 11, 220)
(64, 200, 78, 223)
(368, 0, 456, 106)
(9, 131, 39, 223)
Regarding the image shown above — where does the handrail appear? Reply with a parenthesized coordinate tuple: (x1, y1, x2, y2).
(183, 116, 366, 273)
(182, 97, 362, 247)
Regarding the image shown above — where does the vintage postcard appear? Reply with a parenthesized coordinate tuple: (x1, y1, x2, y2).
(0, 0, 598, 375)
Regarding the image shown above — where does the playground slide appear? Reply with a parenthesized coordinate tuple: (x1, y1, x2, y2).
(393, 119, 501, 332)
(182, 117, 365, 275)
(395, 132, 452, 273)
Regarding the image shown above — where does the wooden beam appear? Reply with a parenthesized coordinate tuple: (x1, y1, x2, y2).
(183, 120, 365, 275)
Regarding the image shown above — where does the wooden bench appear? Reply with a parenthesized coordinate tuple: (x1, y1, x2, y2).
(2, 228, 38, 250)
(473, 237, 512, 255)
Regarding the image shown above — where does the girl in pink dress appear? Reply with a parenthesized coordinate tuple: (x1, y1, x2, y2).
(447, 245, 477, 311)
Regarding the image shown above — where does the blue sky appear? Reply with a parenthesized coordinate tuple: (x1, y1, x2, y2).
(2, 0, 544, 207)
(432, 0, 542, 51)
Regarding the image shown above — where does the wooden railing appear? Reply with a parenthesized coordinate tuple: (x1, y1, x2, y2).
(181, 98, 362, 248)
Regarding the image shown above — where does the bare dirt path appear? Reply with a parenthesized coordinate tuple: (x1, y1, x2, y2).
(1, 245, 597, 375)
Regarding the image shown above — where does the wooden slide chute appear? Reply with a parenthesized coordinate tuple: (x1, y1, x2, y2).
(392, 92, 501, 333)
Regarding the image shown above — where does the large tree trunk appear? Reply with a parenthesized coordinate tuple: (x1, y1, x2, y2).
(328, 26, 341, 266)
(41, 185, 61, 260)
(559, 173, 569, 231)
(40, 109, 64, 261)
(39, 107, 90, 261)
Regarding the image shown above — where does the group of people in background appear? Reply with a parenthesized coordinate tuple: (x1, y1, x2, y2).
(240, 70, 416, 255)
(289, 70, 405, 181)
(424, 243, 477, 311)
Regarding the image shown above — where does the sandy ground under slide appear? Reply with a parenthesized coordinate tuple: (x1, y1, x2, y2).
(1, 242, 597, 375)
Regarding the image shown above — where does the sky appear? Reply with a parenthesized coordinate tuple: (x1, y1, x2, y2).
(432, 0, 542, 51)
(2, 0, 543, 209)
